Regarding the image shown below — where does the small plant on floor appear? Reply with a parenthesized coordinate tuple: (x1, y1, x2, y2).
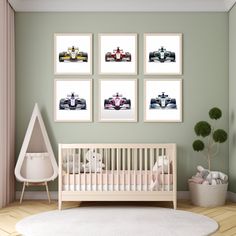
(192, 107, 228, 170)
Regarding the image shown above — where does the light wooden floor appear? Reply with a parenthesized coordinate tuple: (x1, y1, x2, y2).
(0, 200, 236, 236)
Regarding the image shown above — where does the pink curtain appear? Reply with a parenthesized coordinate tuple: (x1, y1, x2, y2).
(0, 0, 15, 208)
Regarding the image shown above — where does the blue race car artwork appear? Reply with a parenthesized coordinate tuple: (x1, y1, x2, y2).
(150, 92, 177, 109)
(149, 47, 175, 63)
(59, 92, 86, 110)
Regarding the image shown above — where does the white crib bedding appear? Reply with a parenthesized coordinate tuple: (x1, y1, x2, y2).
(63, 184, 173, 191)
(63, 170, 173, 185)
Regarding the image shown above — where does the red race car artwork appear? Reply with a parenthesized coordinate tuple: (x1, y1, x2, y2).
(105, 47, 131, 62)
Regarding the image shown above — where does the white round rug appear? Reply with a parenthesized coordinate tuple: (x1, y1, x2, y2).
(16, 206, 218, 236)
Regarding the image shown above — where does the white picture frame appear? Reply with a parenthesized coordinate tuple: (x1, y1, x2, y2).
(99, 33, 137, 75)
(54, 33, 92, 75)
(144, 33, 182, 75)
(144, 79, 182, 122)
(99, 79, 137, 122)
(54, 78, 92, 122)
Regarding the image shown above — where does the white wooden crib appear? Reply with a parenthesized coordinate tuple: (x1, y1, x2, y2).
(58, 143, 177, 210)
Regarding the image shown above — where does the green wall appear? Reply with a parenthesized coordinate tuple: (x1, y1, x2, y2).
(15, 12, 229, 191)
(229, 5, 236, 193)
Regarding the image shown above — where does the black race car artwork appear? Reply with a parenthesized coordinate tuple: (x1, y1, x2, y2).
(150, 92, 177, 109)
(149, 47, 175, 63)
(104, 93, 131, 110)
(105, 47, 131, 62)
(59, 92, 86, 110)
(59, 46, 88, 62)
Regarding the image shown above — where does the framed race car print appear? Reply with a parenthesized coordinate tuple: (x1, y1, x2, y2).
(99, 79, 137, 122)
(144, 79, 182, 122)
(54, 33, 92, 75)
(98, 34, 137, 75)
(144, 33, 182, 75)
(54, 79, 92, 122)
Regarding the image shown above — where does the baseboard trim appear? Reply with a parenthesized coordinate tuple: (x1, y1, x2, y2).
(177, 191, 190, 200)
(15, 191, 58, 200)
(228, 191, 236, 202)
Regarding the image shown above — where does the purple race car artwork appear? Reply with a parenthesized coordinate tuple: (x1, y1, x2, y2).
(104, 92, 131, 110)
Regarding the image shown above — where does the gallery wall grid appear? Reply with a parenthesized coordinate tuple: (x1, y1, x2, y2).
(53, 33, 183, 123)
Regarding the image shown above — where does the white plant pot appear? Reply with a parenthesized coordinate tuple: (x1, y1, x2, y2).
(189, 182, 228, 207)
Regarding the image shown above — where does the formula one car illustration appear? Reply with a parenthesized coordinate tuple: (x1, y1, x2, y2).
(104, 93, 131, 110)
(59, 46, 88, 62)
(149, 47, 175, 63)
(59, 92, 86, 110)
(150, 92, 176, 109)
(105, 47, 131, 62)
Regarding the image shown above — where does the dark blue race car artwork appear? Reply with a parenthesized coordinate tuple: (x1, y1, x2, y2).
(150, 92, 177, 109)
(149, 47, 175, 63)
(59, 92, 86, 110)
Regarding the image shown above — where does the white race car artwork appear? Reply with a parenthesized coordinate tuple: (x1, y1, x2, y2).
(59, 46, 88, 62)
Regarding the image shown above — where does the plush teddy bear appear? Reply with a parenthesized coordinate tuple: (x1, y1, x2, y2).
(83, 149, 105, 173)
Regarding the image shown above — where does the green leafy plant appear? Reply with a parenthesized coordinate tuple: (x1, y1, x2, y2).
(192, 107, 227, 170)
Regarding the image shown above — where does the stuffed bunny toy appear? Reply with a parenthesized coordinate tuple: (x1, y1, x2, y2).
(197, 165, 228, 185)
(150, 156, 170, 190)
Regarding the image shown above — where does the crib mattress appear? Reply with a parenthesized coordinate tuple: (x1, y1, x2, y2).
(62, 170, 173, 186)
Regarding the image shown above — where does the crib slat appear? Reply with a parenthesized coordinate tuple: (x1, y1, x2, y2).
(117, 148, 119, 191)
(83, 149, 86, 191)
(89, 148, 91, 191)
(128, 148, 131, 191)
(168, 151, 170, 192)
(78, 149, 81, 192)
(134, 148, 136, 191)
(123, 148, 125, 191)
(67, 149, 69, 191)
(139, 148, 142, 191)
(106, 149, 108, 191)
(150, 148, 153, 191)
(162, 148, 164, 192)
(100, 148, 103, 192)
(95, 148, 97, 191)
(73, 149, 75, 191)
(145, 148, 148, 191)
(156, 148, 158, 192)
(112, 148, 114, 191)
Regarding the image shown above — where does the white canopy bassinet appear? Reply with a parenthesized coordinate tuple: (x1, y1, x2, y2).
(15, 103, 58, 203)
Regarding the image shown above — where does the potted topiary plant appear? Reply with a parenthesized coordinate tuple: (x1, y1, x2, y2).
(189, 107, 228, 207)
